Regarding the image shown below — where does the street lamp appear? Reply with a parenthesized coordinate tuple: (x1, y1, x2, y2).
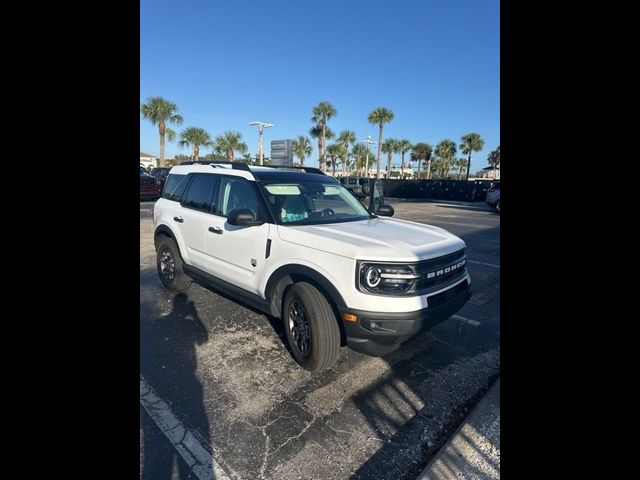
(363, 135, 376, 177)
(248, 121, 274, 166)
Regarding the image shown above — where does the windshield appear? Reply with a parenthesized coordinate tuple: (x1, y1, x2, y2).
(260, 180, 371, 225)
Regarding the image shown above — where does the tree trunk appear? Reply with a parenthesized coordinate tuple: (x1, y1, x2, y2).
(376, 124, 383, 178)
(333, 157, 336, 176)
(159, 121, 166, 168)
(194, 145, 200, 162)
(386, 152, 392, 178)
(465, 153, 471, 181)
(321, 116, 326, 172)
(426, 159, 432, 179)
(417, 160, 422, 179)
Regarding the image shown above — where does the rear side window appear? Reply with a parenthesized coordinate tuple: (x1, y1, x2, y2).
(181, 174, 220, 213)
(162, 174, 189, 202)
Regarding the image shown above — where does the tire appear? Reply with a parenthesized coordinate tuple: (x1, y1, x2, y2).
(495, 199, 500, 213)
(283, 282, 341, 371)
(156, 236, 191, 291)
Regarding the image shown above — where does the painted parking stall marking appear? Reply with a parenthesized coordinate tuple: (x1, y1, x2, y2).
(140, 375, 230, 480)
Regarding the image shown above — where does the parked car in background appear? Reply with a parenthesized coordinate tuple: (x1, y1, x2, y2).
(339, 176, 370, 199)
(485, 182, 500, 213)
(140, 166, 161, 200)
(150, 167, 171, 189)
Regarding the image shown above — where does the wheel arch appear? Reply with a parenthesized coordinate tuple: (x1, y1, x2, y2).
(265, 264, 348, 346)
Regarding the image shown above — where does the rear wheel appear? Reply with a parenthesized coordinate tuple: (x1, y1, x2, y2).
(283, 282, 341, 371)
(156, 237, 190, 291)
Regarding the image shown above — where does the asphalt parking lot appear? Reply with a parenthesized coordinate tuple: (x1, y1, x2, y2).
(140, 198, 500, 480)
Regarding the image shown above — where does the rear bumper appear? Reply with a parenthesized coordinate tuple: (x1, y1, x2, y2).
(338, 279, 471, 356)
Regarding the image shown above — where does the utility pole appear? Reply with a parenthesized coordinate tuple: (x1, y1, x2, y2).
(248, 121, 274, 165)
(363, 135, 376, 178)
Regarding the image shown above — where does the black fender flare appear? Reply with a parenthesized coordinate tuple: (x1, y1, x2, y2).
(265, 264, 348, 345)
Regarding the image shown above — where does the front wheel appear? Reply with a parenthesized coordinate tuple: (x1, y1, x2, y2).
(283, 282, 341, 371)
(156, 237, 191, 291)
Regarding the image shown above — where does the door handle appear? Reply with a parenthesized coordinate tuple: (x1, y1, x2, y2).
(173, 216, 184, 223)
(209, 226, 223, 235)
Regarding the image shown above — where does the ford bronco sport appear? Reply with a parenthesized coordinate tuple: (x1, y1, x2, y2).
(153, 162, 471, 371)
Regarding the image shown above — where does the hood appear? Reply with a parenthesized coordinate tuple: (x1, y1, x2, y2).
(277, 217, 465, 262)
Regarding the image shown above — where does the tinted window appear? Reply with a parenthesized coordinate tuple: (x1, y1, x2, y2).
(181, 174, 219, 213)
(162, 174, 190, 202)
(490, 183, 500, 190)
(217, 178, 260, 218)
(348, 178, 356, 185)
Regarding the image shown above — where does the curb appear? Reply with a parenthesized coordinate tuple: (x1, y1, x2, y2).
(418, 377, 500, 479)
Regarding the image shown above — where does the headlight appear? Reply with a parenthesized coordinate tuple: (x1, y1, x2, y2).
(358, 263, 421, 294)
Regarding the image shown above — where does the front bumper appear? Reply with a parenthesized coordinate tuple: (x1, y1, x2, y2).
(338, 279, 472, 356)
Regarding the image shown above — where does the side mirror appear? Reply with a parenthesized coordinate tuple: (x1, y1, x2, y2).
(227, 208, 264, 226)
(376, 205, 394, 217)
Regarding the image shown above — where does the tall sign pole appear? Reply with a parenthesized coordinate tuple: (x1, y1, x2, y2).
(363, 135, 376, 178)
(249, 121, 274, 166)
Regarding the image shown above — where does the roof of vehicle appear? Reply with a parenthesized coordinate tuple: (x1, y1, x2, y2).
(168, 162, 337, 183)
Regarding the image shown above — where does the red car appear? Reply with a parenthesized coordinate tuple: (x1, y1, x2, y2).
(140, 166, 161, 200)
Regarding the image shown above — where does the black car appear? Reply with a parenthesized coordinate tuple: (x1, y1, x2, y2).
(150, 167, 171, 189)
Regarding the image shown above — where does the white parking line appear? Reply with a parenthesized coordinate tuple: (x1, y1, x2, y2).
(140, 375, 230, 480)
(432, 203, 492, 211)
(453, 315, 481, 326)
(467, 260, 500, 269)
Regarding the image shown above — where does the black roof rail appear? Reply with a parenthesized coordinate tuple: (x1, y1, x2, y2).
(179, 160, 251, 172)
(265, 165, 327, 175)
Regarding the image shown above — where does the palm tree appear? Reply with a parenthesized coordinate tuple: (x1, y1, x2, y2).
(309, 124, 334, 165)
(434, 140, 457, 178)
(337, 130, 356, 176)
(487, 145, 500, 175)
(311, 102, 337, 172)
(381, 139, 400, 178)
(460, 133, 485, 181)
(140, 97, 184, 167)
(214, 131, 248, 161)
(410, 143, 433, 179)
(351, 143, 371, 176)
(291, 135, 312, 166)
(326, 143, 341, 176)
(177, 127, 213, 162)
(397, 139, 412, 178)
(456, 158, 468, 180)
(241, 153, 253, 164)
(368, 107, 394, 178)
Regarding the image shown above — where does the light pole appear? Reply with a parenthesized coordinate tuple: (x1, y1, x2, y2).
(248, 121, 274, 165)
(363, 135, 376, 177)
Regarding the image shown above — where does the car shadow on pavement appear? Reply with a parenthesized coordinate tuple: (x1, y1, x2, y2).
(140, 293, 212, 480)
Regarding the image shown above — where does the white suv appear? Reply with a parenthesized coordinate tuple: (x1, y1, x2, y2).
(153, 162, 471, 371)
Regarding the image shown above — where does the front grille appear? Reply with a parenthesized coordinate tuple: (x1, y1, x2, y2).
(414, 248, 467, 290)
(428, 279, 469, 307)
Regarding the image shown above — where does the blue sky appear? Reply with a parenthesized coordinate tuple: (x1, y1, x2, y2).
(141, 0, 499, 173)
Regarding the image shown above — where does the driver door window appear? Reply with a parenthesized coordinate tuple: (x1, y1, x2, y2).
(216, 177, 260, 219)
